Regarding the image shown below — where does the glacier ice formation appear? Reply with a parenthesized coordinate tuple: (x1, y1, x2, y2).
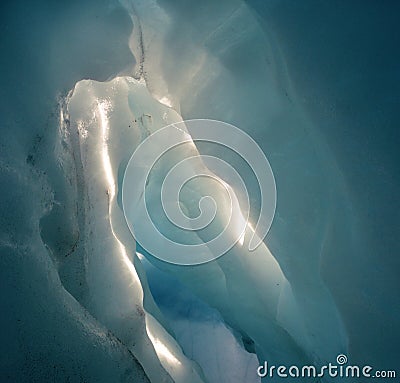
(1, 0, 399, 382)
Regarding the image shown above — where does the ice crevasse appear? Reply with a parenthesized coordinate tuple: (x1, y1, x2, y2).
(60, 0, 348, 380)
(3, 0, 387, 382)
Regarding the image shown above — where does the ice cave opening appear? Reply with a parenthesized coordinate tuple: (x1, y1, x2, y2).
(1, 1, 399, 382)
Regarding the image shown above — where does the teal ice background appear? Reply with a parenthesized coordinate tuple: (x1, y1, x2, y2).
(0, 1, 399, 382)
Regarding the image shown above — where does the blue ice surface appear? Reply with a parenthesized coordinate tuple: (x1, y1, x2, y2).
(0, 0, 399, 380)
(245, 0, 400, 369)
(136, 245, 261, 383)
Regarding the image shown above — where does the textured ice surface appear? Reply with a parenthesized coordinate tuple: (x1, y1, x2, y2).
(64, 71, 345, 382)
(1, 0, 399, 381)
(0, 1, 150, 381)
(139, 253, 261, 383)
(120, 0, 347, 367)
(66, 77, 206, 383)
